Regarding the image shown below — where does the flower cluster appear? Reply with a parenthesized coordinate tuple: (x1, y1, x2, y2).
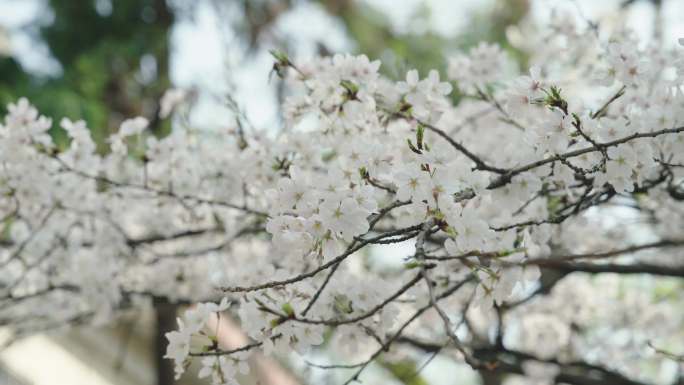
(2, 5, 684, 385)
(165, 299, 233, 381)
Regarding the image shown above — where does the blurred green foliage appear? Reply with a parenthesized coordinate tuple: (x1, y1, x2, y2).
(320, 0, 530, 102)
(325, 0, 529, 73)
(381, 358, 430, 385)
(0, 0, 529, 148)
(0, 0, 172, 150)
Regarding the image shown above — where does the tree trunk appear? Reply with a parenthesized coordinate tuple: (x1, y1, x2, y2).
(155, 303, 177, 385)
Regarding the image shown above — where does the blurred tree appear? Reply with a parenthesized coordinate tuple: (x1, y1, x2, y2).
(0, 2, 176, 384)
(0, 0, 173, 150)
(319, 0, 530, 78)
(222, 0, 529, 78)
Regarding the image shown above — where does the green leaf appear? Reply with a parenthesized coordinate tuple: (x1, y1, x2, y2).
(281, 302, 295, 317)
(333, 295, 354, 314)
(416, 124, 425, 150)
(269, 49, 290, 64)
(407, 139, 422, 154)
(340, 79, 359, 94)
(380, 359, 429, 385)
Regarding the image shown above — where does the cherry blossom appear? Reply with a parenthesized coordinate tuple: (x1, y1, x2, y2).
(2, 7, 684, 385)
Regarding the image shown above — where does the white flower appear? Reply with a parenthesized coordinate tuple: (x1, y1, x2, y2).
(446, 204, 492, 251)
(318, 168, 351, 202)
(428, 166, 462, 206)
(271, 167, 317, 215)
(393, 165, 430, 202)
(198, 355, 247, 385)
(396, 69, 420, 97)
(529, 110, 572, 154)
(119, 117, 149, 136)
(609, 145, 636, 173)
(506, 66, 544, 117)
(159, 88, 188, 118)
(518, 314, 571, 359)
(291, 323, 325, 354)
(319, 197, 370, 242)
(416, 70, 452, 101)
(398, 69, 452, 121)
(333, 324, 366, 354)
(165, 326, 190, 368)
(238, 300, 270, 340)
(522, 361, 560, 385)
(353, 184, 379, 213)
(594, 64, 617, 87)
(605, 40, 651, 86)
(448, 42, 511, 92)
(596, 116, 634, 142)
(266, 215, 314, 257)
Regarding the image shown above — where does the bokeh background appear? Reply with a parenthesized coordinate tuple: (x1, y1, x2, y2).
(0, 0, 682, 384)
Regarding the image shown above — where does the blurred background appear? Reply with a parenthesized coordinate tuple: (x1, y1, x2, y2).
(0, 0, 682, 384)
